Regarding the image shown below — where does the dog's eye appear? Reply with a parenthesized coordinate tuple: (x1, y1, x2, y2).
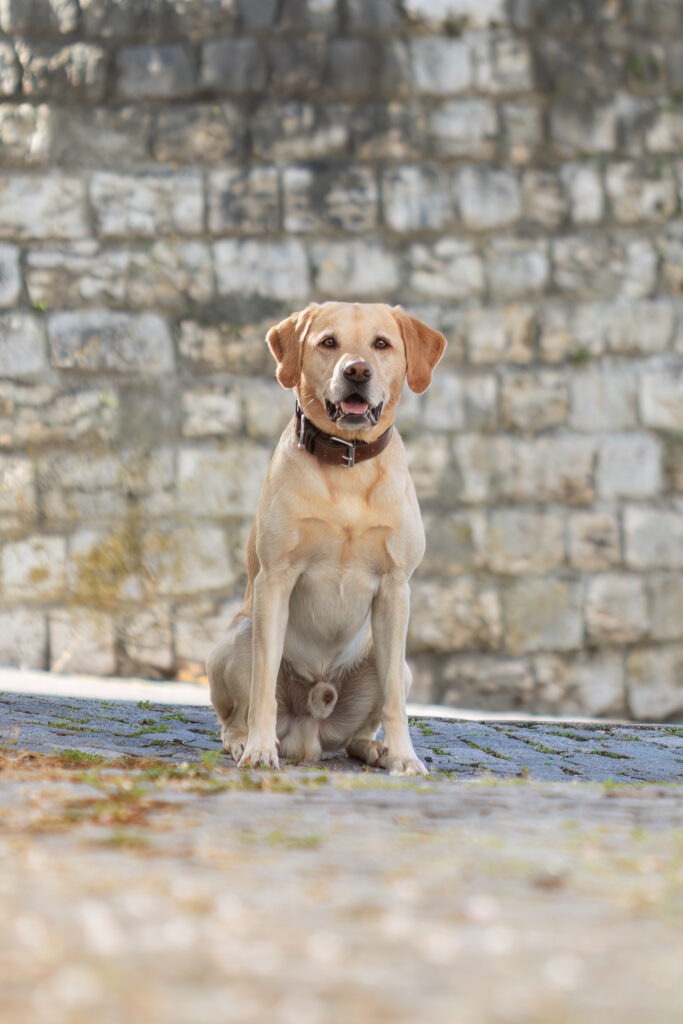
(373, 337, 391, 349)
(319, 336, 337, 349)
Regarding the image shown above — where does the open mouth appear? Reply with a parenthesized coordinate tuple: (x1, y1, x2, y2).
(325, 396, 384, 426)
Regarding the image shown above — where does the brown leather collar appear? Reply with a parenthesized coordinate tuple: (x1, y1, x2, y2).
(295, 403, 393, 468)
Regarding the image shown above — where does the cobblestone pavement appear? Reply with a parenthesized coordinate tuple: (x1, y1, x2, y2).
(1, 691, 682, 1024)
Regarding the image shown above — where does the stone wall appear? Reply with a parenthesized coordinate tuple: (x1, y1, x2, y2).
(1, 0, 683, 719)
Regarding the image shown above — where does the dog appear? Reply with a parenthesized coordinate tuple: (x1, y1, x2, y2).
(206, 302, 446, 775)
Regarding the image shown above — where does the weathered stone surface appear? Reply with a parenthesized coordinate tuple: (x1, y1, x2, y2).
(500, 370, 568, 432)
(152, 103, 243, 164)
(628, 644, 683, 720)
(420, 510, 487, 576)
(568, 512, 621, 571)
(242, 378, 294, 441)
(0, 608, 46, 669)
(49, 607, 116, 676)
(116, 44, 195, 100)
(500, 101, 542, 164)
(382, 165, 454, 233)
(596, 434, 662, 499)
(408, 576, 502, 653)
(0, 313, 47, 381)
(37, 450, 124, 524)
(403, 0, 505, 29)
(200, 38, 266, 93)
(0, 0, 79, 34)
(569, 364, 638, 432)
(147, 523, 236, 597)
(214, 238, 310, 300)
(467, 305, 535, 364)
(313, 240, 399, 297)
(209, 167, 279, 234)
(177, 444, 270, 517)
(487, 510, 565, 575)
(16, 42, 106, 101)
(522, 168, 568, 229)
(0, 104, 52, 167)
(0, 42, 19, 96)
(52, 105, 150, 168)
(606, 162, 678, 224)
(428, 99, 497, 158)
(437, 654, 534, 710)
(177, 319, 272, 375)
(484, 237, 549, 299)
(0, 174, 87, 240)
(284, 165, 377, 234)
(118, 605, 174, 674)
(252, 101, 349, 161)
(2, 535, 67, 601)
(0, 384, 118, 449)
(456, 165, 522, 231)
(550, 100, 617, 155)
(410, 239, 484, 300)
(586, 574, 649, 644)
(26, 243, 127, 306)
(47, 311, 174, 375)
(181, 387, 241, 439)
(625, 507, 683, 569)
(503, 577, 583, 654)
(421, 370, 496, 432)
(0, 454, 36, 530)
(408, 36, 471, 95)
(0, 244, 20, 308)
(648, 573, 683, 642)
(472, 30, 533, 94)
(534, 652, 627, 717)
(127, 241, 214, 308)
(91, 170, 203, 238)
(639, 368, 683, 431)
(560, 163, 605, 224)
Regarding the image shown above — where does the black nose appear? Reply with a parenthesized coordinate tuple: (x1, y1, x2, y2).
(343, 360, 372, 383)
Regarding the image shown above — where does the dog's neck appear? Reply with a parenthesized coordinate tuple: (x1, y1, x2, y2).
(294, 403, 393, 468)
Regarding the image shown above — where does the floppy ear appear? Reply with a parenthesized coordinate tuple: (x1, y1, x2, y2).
(392, 307, 447, 394)
(266, 309, 309, 389)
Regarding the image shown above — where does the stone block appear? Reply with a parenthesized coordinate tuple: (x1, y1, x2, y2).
(408, 575, 502, 654)
(550, 100, 617, 155)
(2, 535, 67, 601)
(0, 608, 46, 670)
(596, 434, 662, 499)
(568, 512, 621, 571)
(252, 101, 349, 161)
(0, 455, 36, 530)
(0, 42, 18, 97)
(178, 444, 270, 517)
(66, 524, 145, 608)
(49, 608, 116, 676)
(471, 30, 533, 94)
(606, 161, 677, 223)
(534, 652, 626, 717)
(0, 174, 87, 240)
(91, 170, 203, 239)
(235, 0, 275, 29)
(552, 235, 657, 300)
(569, 364, 638, 432)
(382, 165, 454, 233)
(560, 163, 605, 225)
(487, 509, 565, 574)
(485, 237, 549, 300)
(409, 239, 484, 300)
(36, 450, 123, 524)
(0, 104, 51, 167)
(627, 644, 683, 721)
(503, 577, 583, 654)
(500, 370, 568, 432)
(403, 0, 505, 28)
(214, 239, 310, 300)
(0, 313, 47, 382)
(408, 36, 471, 95)
(404, 435, 458, 504)
(466, 305, 535, 364)
(178, 319, 272, 376)
(438, 655, 534, 712)
(325, 39, 377, 96)
(0, 0, 79, 33)
(16, 42, 106, 102)
(625, 507, 683, 569)
(428, 99, 497, 159)
(500, 101, 542, 164)
(586, 574, 649, 644)
(599, 299, 674, 355)
(127, 240, 214, 309)
(52, 106, 150, 168)
(209, 166, 279, 235)
(119, 447, 176, 519)
(455, 166, 521, 231)
(522, 169, 568, 229)
(116, 44, 195, 101)
(0, 244, 20, 308)
(26, 243, 128, 307)
(640, 369, 683, 431)
(146, 523, 236, 598)
(346, 0, 401, 30)
(422, 371, 497, 432)
(47, 311, 174, 375)
(663, 434, 683, 492)
(0, 384, 118, 449)
(312, 240, 399, 298)
(645, 107, 683, 152)
(200, 38, 266, 93)
(118, 606, 174, 675)
(175, 597, 242, 676)
(153, 104, 243, 164)
(181, 388, 242, 439)
(283, 165, 377, 234)
(242, 378, 294, 441)
(420, 510, 487, 576)
(648, 573, 683, 642)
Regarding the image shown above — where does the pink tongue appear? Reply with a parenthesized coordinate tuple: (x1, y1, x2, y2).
(341, 398, 368, 415)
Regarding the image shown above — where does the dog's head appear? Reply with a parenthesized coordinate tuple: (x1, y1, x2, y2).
(266, 302, 446, 437)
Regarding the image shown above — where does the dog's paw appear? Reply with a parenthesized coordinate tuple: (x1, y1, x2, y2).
(380, 749, 428, 777)
(238, 741, 280, 770)
(347, 737, 383, 767)
(220, 726, 248, 764)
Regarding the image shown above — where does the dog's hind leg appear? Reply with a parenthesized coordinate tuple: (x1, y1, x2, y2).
(206, 617, 252, 763)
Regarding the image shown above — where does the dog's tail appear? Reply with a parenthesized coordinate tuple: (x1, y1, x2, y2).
(307, 682, 338, 720)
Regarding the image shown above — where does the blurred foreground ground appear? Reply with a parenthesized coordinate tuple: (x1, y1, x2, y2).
(1, 672, 682, 1024)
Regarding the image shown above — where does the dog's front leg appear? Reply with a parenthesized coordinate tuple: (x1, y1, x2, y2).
(239, 568, 295, 770)
(372, 576, 427, 776)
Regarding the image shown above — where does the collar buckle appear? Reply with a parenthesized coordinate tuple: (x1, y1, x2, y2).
(329, 435, 357, 467)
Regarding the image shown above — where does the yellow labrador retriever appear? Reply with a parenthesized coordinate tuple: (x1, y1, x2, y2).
(207, 302, 446, 775)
